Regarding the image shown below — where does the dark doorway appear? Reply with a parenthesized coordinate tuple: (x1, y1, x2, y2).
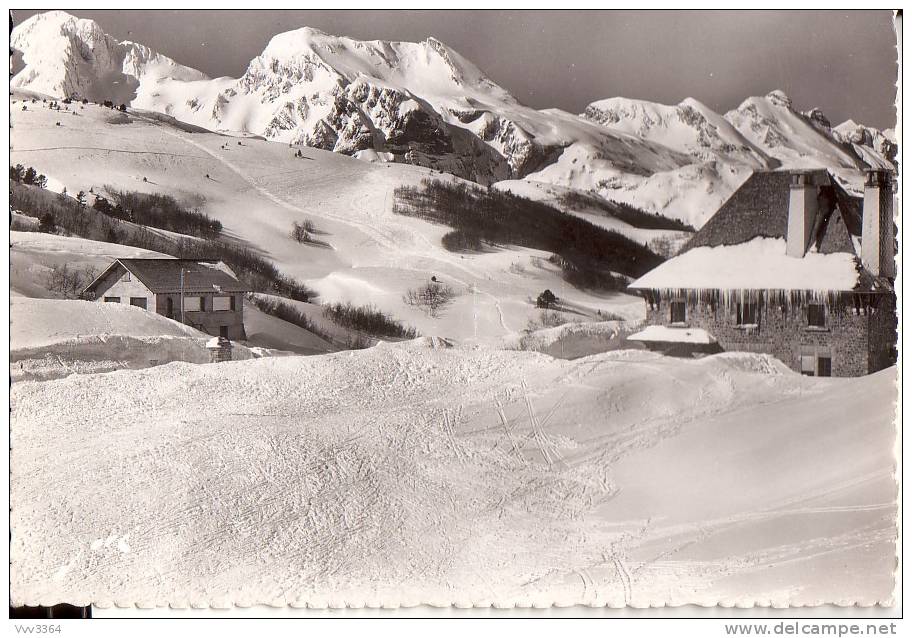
(670, 301, 686, 324)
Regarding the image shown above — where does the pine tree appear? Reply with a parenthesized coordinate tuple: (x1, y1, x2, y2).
(536, 289, 557, 309)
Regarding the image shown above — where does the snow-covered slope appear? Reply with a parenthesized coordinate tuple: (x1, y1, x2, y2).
(11, 346, 896, 605)
(11, 99, 646, 343)
(10, 231, 167, 298)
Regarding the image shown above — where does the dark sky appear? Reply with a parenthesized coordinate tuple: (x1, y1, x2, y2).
(12, 9, 899, 128)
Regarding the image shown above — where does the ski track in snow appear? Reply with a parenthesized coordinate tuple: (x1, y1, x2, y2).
(151, 116, 517, 335)
(11, 145, 211, 160)
(9, 346, 896, 607)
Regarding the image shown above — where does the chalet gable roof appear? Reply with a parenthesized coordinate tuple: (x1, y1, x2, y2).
(682, 170, 863, 254)
(84, 258, 251, 295)
(631, 169, 892, 294)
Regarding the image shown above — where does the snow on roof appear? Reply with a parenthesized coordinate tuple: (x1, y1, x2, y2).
(627, 325, 717, 344)
(629, 237, 861, 292)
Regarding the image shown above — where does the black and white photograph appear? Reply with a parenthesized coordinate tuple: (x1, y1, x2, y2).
(7, 5, 902, 626)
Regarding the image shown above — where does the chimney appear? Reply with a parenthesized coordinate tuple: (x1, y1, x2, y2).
(786, 171, 819, 258)
(861, 169, 894, 278)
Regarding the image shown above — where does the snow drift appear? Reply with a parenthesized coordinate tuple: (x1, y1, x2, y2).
(10, 298, 261, 381)
(10, 344, 896, 606)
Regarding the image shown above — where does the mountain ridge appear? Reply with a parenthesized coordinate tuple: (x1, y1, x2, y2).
(11, 10, 895, 228)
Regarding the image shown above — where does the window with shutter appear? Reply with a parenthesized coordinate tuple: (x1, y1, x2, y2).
(800, 355, 815, 376)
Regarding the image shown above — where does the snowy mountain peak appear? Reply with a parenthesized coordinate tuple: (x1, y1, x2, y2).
(11, 10, 208, 103)
(836, 118, 861, 132)
(12, 10, 111, 63)
(724, 91, 894, 173)
(252, 26, 501, 99)
(803, 107, 832, 130)
(582, 95, 773, 169)
(678, 96, 710, 111)
(15, 9, 105, 40)
(764, 89, 793, 108)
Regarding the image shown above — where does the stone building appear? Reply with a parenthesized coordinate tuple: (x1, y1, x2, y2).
(82, 258, 250, 340)
(628, 169, 896, 377)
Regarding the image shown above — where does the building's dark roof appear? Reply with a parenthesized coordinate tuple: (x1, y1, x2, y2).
(682, 169, 863, 253)
(86, 259, 250, 294)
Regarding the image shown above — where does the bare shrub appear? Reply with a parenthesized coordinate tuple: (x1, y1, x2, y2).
(10, 215, 38, 232)
(403, 281, 457, 317)
(46, 263, 98, 299)
(291, 219, 330, 247)
(323, 302, 418, 339)
(595, 309, 626, 322)
(106, 187, 221, 238)
(524, 310, 570, 334)
(508, 261, 527, 275)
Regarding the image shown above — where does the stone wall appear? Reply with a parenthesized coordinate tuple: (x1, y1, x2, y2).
(867, 292, 898, 374)
(643, 291, 895, 377)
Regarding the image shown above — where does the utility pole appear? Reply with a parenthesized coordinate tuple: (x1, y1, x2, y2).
(472, 283, 477, 340)
(180, 267, 185, 325)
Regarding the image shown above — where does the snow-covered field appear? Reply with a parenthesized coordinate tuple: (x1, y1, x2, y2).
(10, 99, 646, 342)
(10, 344, 896, 607)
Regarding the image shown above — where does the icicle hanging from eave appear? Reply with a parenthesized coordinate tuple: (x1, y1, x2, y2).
(642, 287, 858, 311)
